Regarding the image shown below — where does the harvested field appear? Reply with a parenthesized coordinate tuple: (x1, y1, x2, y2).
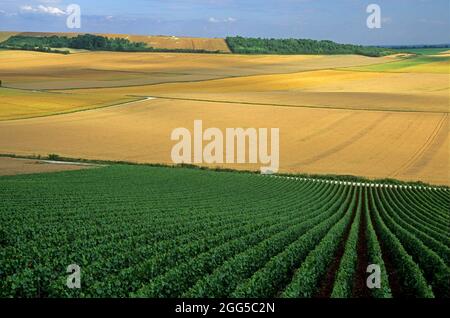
(0, 49, 447, 185)
(0, 88, 139, 120)
(346, 55, 450, 74)
(0, 50, 399, 90)
(0, 99, 447, 185)
(70, 69, 450, 113)
(0, 157, 94, 176)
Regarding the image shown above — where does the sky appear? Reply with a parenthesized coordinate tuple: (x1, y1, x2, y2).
(0, 0, 449, 45)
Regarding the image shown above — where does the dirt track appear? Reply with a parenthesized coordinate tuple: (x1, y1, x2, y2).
(0, 157, 95, 176)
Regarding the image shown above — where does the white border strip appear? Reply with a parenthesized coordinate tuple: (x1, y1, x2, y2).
(261, 174, 449, 191)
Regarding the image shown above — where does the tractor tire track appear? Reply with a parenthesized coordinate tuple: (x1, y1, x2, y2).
(390, 113, 448, 178)
(300, 114, 391, 165)
(298, 113, 357, 143)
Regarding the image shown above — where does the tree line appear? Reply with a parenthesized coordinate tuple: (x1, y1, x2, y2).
(0, 34, 222, 54)
(0, 34, 148, 52)
(226, 36, 394, 57)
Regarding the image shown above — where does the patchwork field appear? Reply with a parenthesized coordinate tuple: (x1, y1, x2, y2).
(77, 68, 449, 113)
(0, 98, 448, 185)
(0, 87, 139, 120)
(346, 55, 450, 74)
(0, 48, 448, 185)
(0, 34, 449, 301)
(0, 50, 399, 90)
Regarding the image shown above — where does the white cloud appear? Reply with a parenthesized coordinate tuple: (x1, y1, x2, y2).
(208, 17, 237, 23)
(20, 4, 67, 16)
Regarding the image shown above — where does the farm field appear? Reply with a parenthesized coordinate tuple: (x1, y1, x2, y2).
(0, 50, 399, 90)
(0, 164, 448, 298)
(346, 55, 450, 74)
(0, 31, 231, 53)
(0, 98, 448, 185)
(0, 157, 94, 176)
(80, 67, 449, 113)
(0, 47, 448, 185)
(0, 87, 139, 120)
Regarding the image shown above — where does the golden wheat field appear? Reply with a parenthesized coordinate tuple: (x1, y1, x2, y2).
(0, 50, 399, 89)
(0, 98, 447, 185)
(0, 87, 139, 120)
(0, 48, 448, 185)
(75, 68, 449, 113)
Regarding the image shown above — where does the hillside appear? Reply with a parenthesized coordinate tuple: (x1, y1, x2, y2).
(0, 163, 448, 297)
(0, 31, 231, 53)
(1, 32, 400, 56)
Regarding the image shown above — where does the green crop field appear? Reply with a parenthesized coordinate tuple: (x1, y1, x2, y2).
(344, 55, 449, 73)
(0, 164, 448, 298)
(393, 48, 449, 55)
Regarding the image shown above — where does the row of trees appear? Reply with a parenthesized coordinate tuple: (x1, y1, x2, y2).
(226, 36, 394, 57)
(0, 34, 224, 54)
(0, 34, 149, 52)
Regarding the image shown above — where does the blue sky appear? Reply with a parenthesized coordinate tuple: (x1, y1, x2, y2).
(0, 0, 448, 45)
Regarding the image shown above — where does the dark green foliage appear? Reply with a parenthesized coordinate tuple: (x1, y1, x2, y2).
(0, 164, 448, 298)
(0, 34, 148, 52)
(226, 36, 395, 57)
(0, 34, 223, 54)
(47, 154, 61, 161)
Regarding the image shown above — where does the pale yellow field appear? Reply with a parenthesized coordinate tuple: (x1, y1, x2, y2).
(401, 60, 450, 73)
(0, 49, 448, 185)
(0, 32, 18, 42)
(0, 88, 139, 120)
(102, 34, 231, 53)
(0, 50, 399, 89)
(0, 99, 447, 185)
(69, 69, 450, 113)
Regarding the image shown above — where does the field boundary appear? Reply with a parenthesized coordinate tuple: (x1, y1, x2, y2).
(0, 96, 152, 122)
(137, 95, 449, 114)
(1, 153, 448, 190)
(263, 175, 449, 192)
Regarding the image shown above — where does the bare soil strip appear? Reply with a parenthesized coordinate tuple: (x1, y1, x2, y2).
(0, 157, 97, 176)
(315, 187, 360, 298)
(352, 206, 371, 298)
(368, 196, 403, 298)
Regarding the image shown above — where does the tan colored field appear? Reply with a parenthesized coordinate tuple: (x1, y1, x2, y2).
(0, 48, 448, 185)
(0, 50, 399, 90)
(0, 157, 94, 176)
(103, 34, 231, 53)
(0, 99, 447, 185)
(70, 69, 450, 113)
(0, 32, 18, 42)
(0, 88, 139, 120)
(0, 31, 230, 52)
